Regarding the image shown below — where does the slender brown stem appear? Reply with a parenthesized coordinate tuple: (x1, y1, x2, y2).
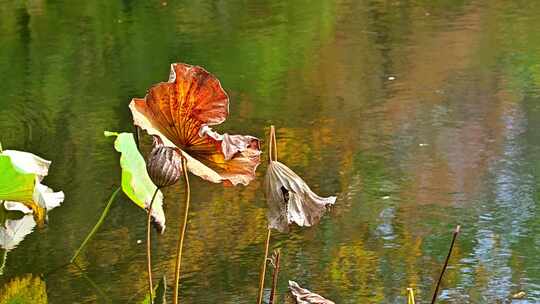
(146, 188, 160, 304)
(269, 249, 281, 304)
(258, 125, 278, 303)
(272, 127, 277, 161)
(173, 157, 190, 304)
(431, 225, 461, 304)
(268, 126, 274, 163)
(257, 228, 272, 304)
(135, 126, 141, 149)
(268, 125, 277, 162)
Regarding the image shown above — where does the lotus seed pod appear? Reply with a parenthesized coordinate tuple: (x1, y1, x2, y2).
(147, 137, 182, 188)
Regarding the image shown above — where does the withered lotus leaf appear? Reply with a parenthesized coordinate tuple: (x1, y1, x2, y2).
(129, 63, 261, 186)
(265, 161, 336, 233)
(288, 281, 335, 304)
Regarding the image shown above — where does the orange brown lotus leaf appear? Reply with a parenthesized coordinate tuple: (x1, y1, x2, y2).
(129, 63, 261, 186)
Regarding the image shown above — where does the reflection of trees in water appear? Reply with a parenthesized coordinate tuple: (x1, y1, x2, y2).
(455, 101, 535, 303)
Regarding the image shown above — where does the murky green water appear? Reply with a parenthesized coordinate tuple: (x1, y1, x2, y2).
(2, 0, 540, 303)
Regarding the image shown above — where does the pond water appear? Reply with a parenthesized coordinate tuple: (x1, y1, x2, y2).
(2, 0, 540, 303)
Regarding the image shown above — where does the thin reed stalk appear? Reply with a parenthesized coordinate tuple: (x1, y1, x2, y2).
(431, 225, 461, 304)
(70, 187, 121, 263)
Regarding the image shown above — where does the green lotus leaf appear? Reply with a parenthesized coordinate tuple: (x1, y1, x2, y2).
(105, 132, 166, 232)
(0, 149, 64, 225)
(0, 155, 35, 204)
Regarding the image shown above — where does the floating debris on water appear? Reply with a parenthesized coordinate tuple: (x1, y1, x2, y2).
(512, 291, 526, 299)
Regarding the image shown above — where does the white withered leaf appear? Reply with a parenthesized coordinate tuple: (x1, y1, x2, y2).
(264, 161, 336, 232)
(289, 280, 335, 304)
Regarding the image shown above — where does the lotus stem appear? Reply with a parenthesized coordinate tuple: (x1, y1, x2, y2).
(272, 126, 277, 161)
(135, 126, 141, 149)
(268, 126, 273, 163)
(173, 156, 190, 304)
(269, 249, 281, 304)
(407, 288, 416, 304)
(431, 225, 461, 304)
(257, 228, 272, 304)
(0, 249, 7, 275)
(258, 125, 278, 303)
(146, 188, 160, 304)
(70, 187, 121, 264)
(268, 125, 277, 163)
